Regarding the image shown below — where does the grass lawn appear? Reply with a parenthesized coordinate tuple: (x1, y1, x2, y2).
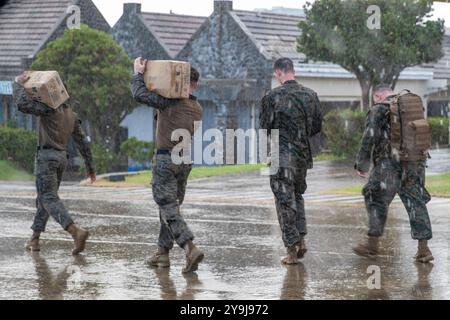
(313, 153, 346, 162)
(326, 173, 450, 197)
(0, 160, 33, 181)
(94, 164, 266, 187)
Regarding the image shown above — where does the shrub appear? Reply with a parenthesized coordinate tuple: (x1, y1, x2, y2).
(428, 117, 449, 148)
(91, 143, 119, 175)
(323, 109, 366, 159)
(120, 137, 154, 169)
(0, 126, 37, 172)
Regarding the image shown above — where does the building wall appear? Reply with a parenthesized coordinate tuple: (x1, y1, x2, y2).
(120, 106, 154, 142)
(175, 6, 272, 164)
(111, 4, 170, 61)
(45, 0, 110, 45)
(272, 77, 435, 107)
(177, 10, 272, 87)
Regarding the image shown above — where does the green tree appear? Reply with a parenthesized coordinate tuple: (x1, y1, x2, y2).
(31, 24, 136, 152)
(120, 137, 154, 167)
(298, 0, 444, 109)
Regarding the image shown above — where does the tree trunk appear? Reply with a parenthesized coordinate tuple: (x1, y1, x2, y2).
(354, 70, 372, 111)
(360, 81, 371, 111)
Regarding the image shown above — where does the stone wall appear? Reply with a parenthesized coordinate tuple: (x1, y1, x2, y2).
(111, 3, 170, 61)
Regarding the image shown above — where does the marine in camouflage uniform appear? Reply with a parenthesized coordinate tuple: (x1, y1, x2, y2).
(353, 84, 433, 263)
(260, 58, 323, 264)
(131, 58, 204, 273)
(13, 74, 95, 255)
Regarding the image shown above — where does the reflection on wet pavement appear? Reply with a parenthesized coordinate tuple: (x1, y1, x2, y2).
(0, 158, 449, 300)
(280, 263, 307, 300)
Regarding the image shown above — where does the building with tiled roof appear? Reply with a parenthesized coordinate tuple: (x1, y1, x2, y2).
(0, 0, 110, 127)
(113, 1, 449, 162)
(111, 3, 206, 61)
(0, 0, 109, 81)
(140, 11, 206, 58)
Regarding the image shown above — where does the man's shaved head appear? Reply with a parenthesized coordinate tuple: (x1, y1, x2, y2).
(373, 84, 393, 94)
(373, 84, 394, 104)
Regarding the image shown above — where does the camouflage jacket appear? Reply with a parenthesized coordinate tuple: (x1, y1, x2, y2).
(355, 103, 392, 173)
(14, 82, 95, 174)
(260, 80, 323, 169)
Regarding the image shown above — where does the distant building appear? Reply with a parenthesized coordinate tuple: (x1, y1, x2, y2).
(426, 29, 450, 118)
(111, 0, 450, 162)
(255, 6, 304, 16)
(0, 0, 110, 129)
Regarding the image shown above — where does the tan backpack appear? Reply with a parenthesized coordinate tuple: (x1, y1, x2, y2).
(388, 90, 431, 162)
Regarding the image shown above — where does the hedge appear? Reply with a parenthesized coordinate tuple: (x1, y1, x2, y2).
(0, 126, 37, 173)
(428, 117, 449, 148)
(323, 109, 366, 159)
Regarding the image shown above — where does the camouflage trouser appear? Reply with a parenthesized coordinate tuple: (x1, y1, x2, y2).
(270, 166, 308, 248)
(152, 154, 194, 251)
(32, 149, 74, 232)
(363, 159, 432, 240)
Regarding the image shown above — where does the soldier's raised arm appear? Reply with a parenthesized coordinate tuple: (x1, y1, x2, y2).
(130, 74, 178, 111)
(310, 92, 323, 137)
(355, 105, 385, 173)
(13, 82, 55, 117)
(72, 117, 95, 177)
(130, 57, 178, 111)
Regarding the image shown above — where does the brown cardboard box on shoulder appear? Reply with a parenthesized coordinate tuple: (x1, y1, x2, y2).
(23, 71, 70, 109)
(144, 60, 190, 99)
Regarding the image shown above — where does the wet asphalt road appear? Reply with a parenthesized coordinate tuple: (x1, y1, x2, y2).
(0, 154, 449, 300)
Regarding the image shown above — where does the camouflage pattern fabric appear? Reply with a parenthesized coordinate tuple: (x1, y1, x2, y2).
(260, 80, 323, 248)
(260, 80, 323, 169)
(152, 154, 194, 250)
(363, 160, 432, 240)
(270, 165, 308, 248)
(32, 149, 74, 232)
(13, 82, 95, 174)
(14, 81, 95, 232)
(356, 102, 432, 240)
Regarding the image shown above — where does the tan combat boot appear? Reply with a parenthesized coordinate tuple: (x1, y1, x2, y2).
(67, 224, 89, 255)
(353, 236, 379, 259)
(415, 240, 434, 263)
(282, 246, 299, 265)
(148, 248, 170, 268)
(296, 239, 307, 259)
(182, 241, 204, 273)
(25, 232, 41, 252)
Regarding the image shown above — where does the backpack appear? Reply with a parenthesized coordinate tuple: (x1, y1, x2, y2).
(388, 90, 431, 162)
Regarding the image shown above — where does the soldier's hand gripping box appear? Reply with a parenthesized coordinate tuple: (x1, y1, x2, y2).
(144, 60, 190, 99)
(23, 71, 70, 109)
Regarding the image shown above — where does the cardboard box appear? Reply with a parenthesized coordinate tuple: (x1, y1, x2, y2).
(144, 60, 190, 99)
(23, 71, 69, 109)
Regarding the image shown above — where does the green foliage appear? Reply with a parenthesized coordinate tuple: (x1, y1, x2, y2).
(327, 173, 450, 197)
(91, 143, 118, 175)
(120, 137, 154, 167)
(298, 0, 445, 108)
(31, 24, 136, 151)
(323, 109, 366, 158)
(5, 118, 18, 128)
(428, 117, 449, 147)
(97, 164, 266, 186)
(0, 126, 37, 172)
(0, 160, 33, 181)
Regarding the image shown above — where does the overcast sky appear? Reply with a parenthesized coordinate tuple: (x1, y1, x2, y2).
(92, 0, 450, 27)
